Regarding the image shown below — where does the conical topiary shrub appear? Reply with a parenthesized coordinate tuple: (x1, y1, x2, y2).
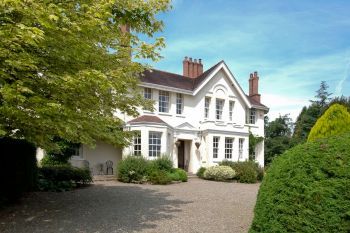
(307, 103, 350, 142)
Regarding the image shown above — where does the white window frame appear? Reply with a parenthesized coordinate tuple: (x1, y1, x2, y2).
(204, 97, 210, 118)
(249, 109, 256, 124)
(229, 101, 235, 121)
(176, 93, 183, 115)
(133, 131, 141, 156)
(213, 136, 219, 159)
(225, 138, 233, 159)
(239, 138, 244, 159)
(144, 88, 152, 100)
(158, 91, 170, 113)
(149, 132, 161, 157)
(216, 98, 224, 120)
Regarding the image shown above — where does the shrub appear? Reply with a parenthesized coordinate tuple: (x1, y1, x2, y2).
(203, 166, 235, 181)
(148, 170, 172, 185)
(41, 138, 80, 166)
(0, 138, 37, 205)
(38, 165, 92, 191)
(148, 156, 173, 172)
(174, 168, 187, 182)
(308, 103, 350, 142)
(250, 133, 350, 233)
(219, 160, 262, 183)
(117, 156, 149, 183)
(196, 167, 206, 178)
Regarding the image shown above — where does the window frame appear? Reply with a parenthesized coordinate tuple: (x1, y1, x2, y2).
(224, 137, 233, 159)
(229, 101, 235, 121)
(144, 88, 152, 100)
(249, 109, 256, 124)
(158, 90, 170, 113)
(133, 131, 141, 156)
(176, 93, 184, 115)
(204, 97, 210, 119)
(215, 98, 224, 120)
(239, 138, 244, 159)
(148, 132, 161, 157)
(213, 136, 219, 159)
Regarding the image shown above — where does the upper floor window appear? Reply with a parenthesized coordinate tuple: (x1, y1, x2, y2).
(229, 101, 235, 121)
(239, 138, 244, 159)
(159, 91, 169, 113)
(144, 88, 152, 99)
(176, 93, 183, 114)
(133, 131, 141, 156)
(216, 99, 224, 120)
(213, 136, 219, 159)
(149, 132, 161, 157)
(249, 109, 256, 124)
(204, 97, 210, 118)
(225, 138, 233, 159)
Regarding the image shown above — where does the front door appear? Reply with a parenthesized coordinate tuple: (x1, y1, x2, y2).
(178, 140, 185, 169)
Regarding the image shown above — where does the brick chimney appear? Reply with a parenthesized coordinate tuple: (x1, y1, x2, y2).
(249, 71, 261, 103)
(183, 57, 203, 78)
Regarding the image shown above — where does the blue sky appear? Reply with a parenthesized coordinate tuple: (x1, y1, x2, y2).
(146, 0, 350, 121)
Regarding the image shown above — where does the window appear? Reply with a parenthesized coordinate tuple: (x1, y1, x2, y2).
(176, 93, 183, 114)
(216, 99, 224, 120)
(229, 101, 235, 121)
(144, 88, 152, 99)
(158, 91, 170, 113)
(249, 109, 256, 124)
(225, 138, 233, 159)
(213, 136, 219, 159)
(149, 132, 161, 157)
(204, 97, 210, 118)
(133, 131, 141, 156)
(239, 138, 244, 159)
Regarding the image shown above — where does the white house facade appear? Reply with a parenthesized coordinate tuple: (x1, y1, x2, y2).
(68, 57, 269, 174)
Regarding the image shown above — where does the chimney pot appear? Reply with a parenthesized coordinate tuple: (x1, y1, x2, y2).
(194, 59, 197, 63)
(189, 57, 192, 62)
(254, 71, 258, 78)
(250, 73, 253, 79)
(199, 59, 202, 64)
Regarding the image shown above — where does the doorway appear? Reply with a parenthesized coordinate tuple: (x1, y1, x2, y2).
(177, 140, 185, 170)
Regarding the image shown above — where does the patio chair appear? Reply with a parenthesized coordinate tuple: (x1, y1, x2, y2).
(106, 160, 113, 175)
(97, 163, 104, 175)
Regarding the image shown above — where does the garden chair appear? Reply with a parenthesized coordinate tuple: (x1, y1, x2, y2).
(106, 160, 113, 175)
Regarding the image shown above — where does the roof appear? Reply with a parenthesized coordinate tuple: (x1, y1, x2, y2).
(247, 95, 268, 109)
(141, 61, 222, 91)
(128, 115, 167, 125)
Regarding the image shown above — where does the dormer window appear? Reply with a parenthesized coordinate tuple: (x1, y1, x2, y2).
(216, 98, 224, 120)
(144, 88, 152, 99)
(159, 90, 170, 113)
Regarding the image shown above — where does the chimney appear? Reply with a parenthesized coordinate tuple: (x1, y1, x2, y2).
(183, 56, 203, 78)
(249, 71, 261, 103)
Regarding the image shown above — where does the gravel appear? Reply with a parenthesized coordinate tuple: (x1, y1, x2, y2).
(0, 178, 259, 233)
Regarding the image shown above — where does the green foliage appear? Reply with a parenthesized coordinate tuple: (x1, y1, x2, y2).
(38, 165, 92, 192)
(308, 104, 350, 142)
(148, 156, 173, 172)
(117, 156, 149, 183)
(196, 167, 206, 178)
(219, 160, 261, 183)
(0, 0, 170, 150)
(0, 138, 37, 205)
(203, 166, 236, 181)
(148, 170, 172, 185)
(173, 168, 187, 182)
(41, 138, 80, 165)
(250, 133, 350, 233)
(249, 132, 264, 160)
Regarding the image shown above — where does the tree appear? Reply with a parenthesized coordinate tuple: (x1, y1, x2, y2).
(264, 114, 293, 165)
(0, 0, 170, 150)
(311, 80, 332, 108)
(308, 104, 350, 142)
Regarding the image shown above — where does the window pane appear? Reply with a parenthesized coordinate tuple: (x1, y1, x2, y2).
(216, 99, 224, 120)
(176, 93, 183, 114)
(213, 136, 219, 159)
(149, 132, 162, 157)
(204, 97, 210, 118)
(159, 91, 169, 113)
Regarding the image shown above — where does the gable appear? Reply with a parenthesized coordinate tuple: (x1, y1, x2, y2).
(175, 122, 196, 130)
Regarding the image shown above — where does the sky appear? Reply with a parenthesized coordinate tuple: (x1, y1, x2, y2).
(144, 0, 350, 121)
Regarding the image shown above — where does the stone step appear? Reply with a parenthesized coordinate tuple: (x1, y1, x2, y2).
(93, 175, 117, 182)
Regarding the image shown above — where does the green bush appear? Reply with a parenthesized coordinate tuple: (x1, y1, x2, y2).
(148, 156, 173, 172)
(148, 170, 172, 185)
(0, 138, 37, 205)
(203, 165, 235, 181)
(308, 103, 350, 142)
(250, 133, 350, 233)
(219, 160, 262, 183)
(117, 156, 149, 183)
(41, 138, 80, 166)
(196, 167, 206, 178)
(174, 168, 187, 182)
(38, 165, 92, 191)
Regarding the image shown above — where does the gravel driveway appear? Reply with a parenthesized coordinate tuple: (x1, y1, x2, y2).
(0, 178, 259, 233)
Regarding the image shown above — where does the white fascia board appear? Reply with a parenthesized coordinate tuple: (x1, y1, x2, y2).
(139, 83, 193, 95)
(193, 62, 252, 108)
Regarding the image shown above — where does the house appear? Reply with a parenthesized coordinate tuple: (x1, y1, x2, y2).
(59, 57, 269, 174)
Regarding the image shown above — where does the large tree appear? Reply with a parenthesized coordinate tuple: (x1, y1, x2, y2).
(0, 0, 170, 150)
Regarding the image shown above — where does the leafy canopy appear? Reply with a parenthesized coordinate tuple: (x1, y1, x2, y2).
(0, 0, 170, 149)
(308, 103, 350, 142)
